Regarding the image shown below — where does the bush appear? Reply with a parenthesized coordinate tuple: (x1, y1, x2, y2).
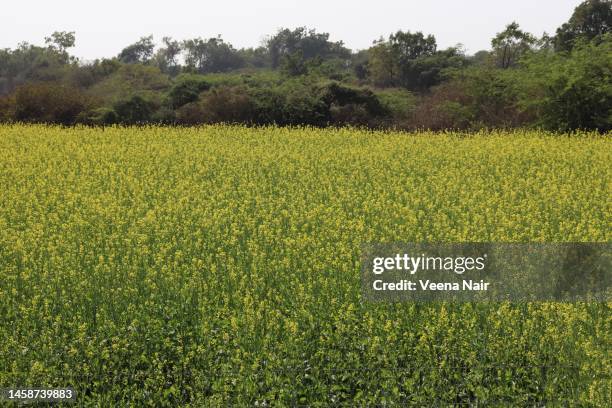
(278, 80, 328, 126)
(114, 95, 155, 124)
(376, 88, 416, 122)
(249, 79, 329, 126)
(329, 103, 371, 126)
(0, 94, 16, 122)
(86, 64, 169, 105)
(166, 75, 211, 109)
(151, 107, 176, 124)
(13, 83, 87, 124)
(408, 67, 532, 130)
(248, 87, 285, 125)
(175, 86, 255, 124)
(321, 82, 390, 126)
(516, 35, 611, 131)
(408, 81, 474, 130)
(175, 101, 207, 125)
(75, 108, 118, 125)
(199, 86, 254, 123)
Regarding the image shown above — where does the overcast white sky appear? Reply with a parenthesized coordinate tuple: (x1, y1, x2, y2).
(2, 0, 582, 60)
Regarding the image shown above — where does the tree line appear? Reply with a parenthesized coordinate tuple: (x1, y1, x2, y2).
(0, 0, 610, 131)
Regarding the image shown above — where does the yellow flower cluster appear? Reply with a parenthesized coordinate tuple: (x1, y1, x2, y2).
(0, 124, 609, 406)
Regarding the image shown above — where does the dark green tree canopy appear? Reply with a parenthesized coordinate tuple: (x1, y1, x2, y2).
(182, 36, 244, 74)
(389, 31, 437, 62)
(44, 31, 76, 55)
(118, 36, 155, 64)
(266, 27, 350, 68)
(555, 0, 612, 51)
(491, 22, 536, 68)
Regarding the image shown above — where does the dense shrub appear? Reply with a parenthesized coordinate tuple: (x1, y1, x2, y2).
(175, 86, 255, 124)
(166, 75, 211, 109)
(175, 101, 207, 125)
(408, 81, 475, 130)
(278, 80, 328, 125)
(408, 67, 533, 130)
(249, 79, 328, 126)
(0, 94, 15, 122)
(13, 83, 87, 124)
(150, 107, 177, 124)
(321, 82, 390, 126)
(87, 64, 170, 104)
(75, 107, 119, 125)
(113, 95, 156, 124)
(516, 35, 611, 131)
(198, 86, 255, 123)
(376, 88, 417, 123)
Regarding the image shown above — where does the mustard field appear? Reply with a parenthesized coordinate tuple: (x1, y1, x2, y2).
(0, 125, 610, 406)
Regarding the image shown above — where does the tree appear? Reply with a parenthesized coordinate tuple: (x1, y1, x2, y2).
(491, 22, 536, 68)
(280, 50, 308, 76)
(555, 0, 612, 51)
(166, 75, 210, 108)
(389, 31, 437, 62)
(266, 27, 349, 68)
(0, 39, 77, 94)
(398, 47, 469, 91)
(44, 31, 76, 62)
(113, 95, 155, 124)
(517, 34, 611, 131)
(238, 47, 271, 68)
(118, 36, 155, 64)
(182, 36, 244, 74)
(366, 31, 457, 91)
(366, 39, 400, 87)
(154, 37, 182, 75)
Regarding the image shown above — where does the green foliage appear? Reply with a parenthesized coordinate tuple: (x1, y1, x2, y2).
(75, 107, 119, 125)
(376, 88, 416, 121)
(267, 27, 350, 68)
(278, 80, 329, 125)
(516, 35, 612, 131)
(153, 37, 182, 76)
(321, 82, 389, 119)
(113, 95, 155, 124)
(366, 32, 467, 92)
(555, 0, 612, 51)
(69, 58, 121, 88)
(44, 31, 76, 64)
(182, 36, 244, 74)
(86, 64, 169, 104)
(0, 40, 76, 94)
(408, 66, 530, 130)
(0, 94, 15, 121)
(13, 82, 87, 124)
(366, 30, 440, 88)
(389, 30, 437, 61)
(280, 51, 308, 77)
(491, 22, 537, 68)
(118, 35, 155, 64)
(198, 86, 255, 124)
(398, 47, 469, 91)
(367, 41, 398, 87)
(0, 22, 610, 132)
(238, 47, 271, 69)
(166, 74, 211, 109)
(248, 78, 328, 126)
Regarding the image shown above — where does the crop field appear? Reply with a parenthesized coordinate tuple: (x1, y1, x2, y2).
(0, 125, 610, 406)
